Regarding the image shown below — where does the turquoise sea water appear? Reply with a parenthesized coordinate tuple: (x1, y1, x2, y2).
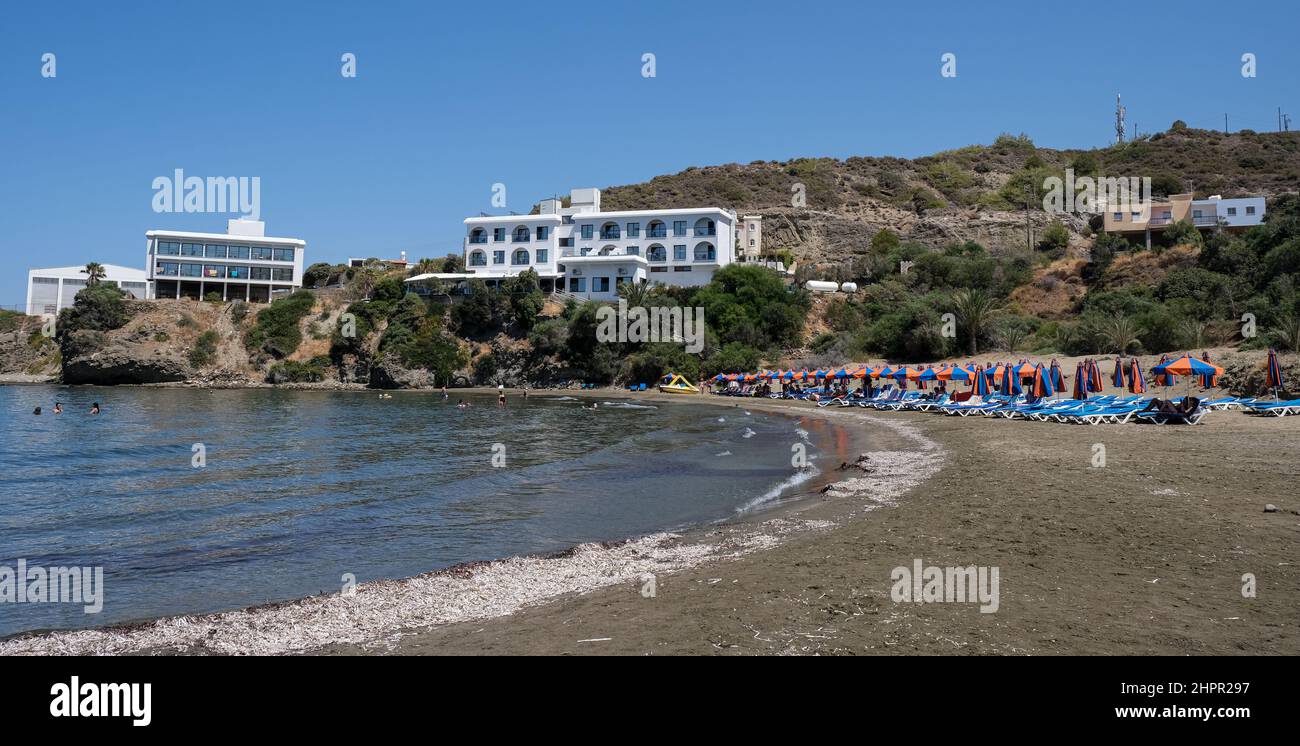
(0, 386, 849, 637)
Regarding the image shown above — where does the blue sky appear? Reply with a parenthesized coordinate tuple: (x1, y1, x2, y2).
(1, 0, 1295, 307)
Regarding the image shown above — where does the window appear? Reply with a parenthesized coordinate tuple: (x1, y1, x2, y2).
(1193, 210, 1203, 218)
(272, 248, 295, 262)
(513, 227, 530, 242)
(206, 244, 228, 258)
(469, 250, 487, 267)
(493, 251, 505, 264)
(536, 226, 549, 240)
(626, 222, 640, 237)
(562, 215, 574, 225)
(251, 246, 273, 260)
(536, 249, 548, 263)
(1227, 207, 1237, 216)
(694, 244, 715, 261)
(749, 239, 755, 247)
(560, 237, 574, 248)
(626, 246, 639, 256)
(647, 245, 666, 262)
(570, 278, 586, 292)
(154, 262, 179, 277)
(227, 265, 248, 279)
(1112, 212, 1123, 220)
(673, 266, 691, 272)
(615, 276, 628, 287)
(180, 263, 203, 277)
(204, 265, 226, 278)
(647, 221, 667, 238)
(250, 267, 271, 280)
(650, 267, 667, 273)
(272, 268, 294, 281)
(181, 243, 204, 257)
(493, 228, 506, 242)
(512, 249, 529, 265)
(673, 245, 686, 261)
(228, 245, 250, 259)
(594, 277, 610, 293)
(469, 229, 487, 244)
(1246, 206, 1256, 215)
(157, 241, 180, 256)
(580, 225, 593, 240)
(673, 221, 687, 237)
(1131, 211, 1141, 218)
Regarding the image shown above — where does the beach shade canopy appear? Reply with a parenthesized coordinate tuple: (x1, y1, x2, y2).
(1072, 362, 1087, 400)
(876, 366, 894, 379)
(1127, 358, 1146, 394)
(1111, 358, 1126, 388)
(1152, 354, 1223, 378)
(1267, 348, 1285, 394)
(713, 373, 726, 382)
(725, 373, 739, 381)
(1012, 361, 1038, 379)
(832, 367, 849, 379)
(781, 370, 794, 381)
(917, 367, 938, 381)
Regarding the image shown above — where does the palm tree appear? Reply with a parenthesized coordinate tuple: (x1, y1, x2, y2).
(1099, 314, 1141, 354)
(81, 262, 106, 286)
(617, 279, 657, 307)
(950, 288, 996, 355)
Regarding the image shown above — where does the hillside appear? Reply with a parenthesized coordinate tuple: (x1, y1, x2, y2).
(601, 126, 1300, 265)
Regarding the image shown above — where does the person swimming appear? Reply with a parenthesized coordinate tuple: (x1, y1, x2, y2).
(90, 402, 100, 415)
(53, 402, 63, 414)
(457, 399, 468, 409)
(33, 406, 42, 415)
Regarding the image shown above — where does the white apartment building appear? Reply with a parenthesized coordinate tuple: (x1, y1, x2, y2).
(25, 264, 149, 316)
(145, 219, 306, 303)
(408, 188, 738, 302)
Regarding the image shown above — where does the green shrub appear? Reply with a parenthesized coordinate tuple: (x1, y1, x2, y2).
(58, 284, 130, 334)
(245, 290, 315, 357)
(266, 358, 329, 383)
(188, 330, 219, 367)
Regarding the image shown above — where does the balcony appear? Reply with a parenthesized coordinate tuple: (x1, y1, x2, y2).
(1147, 217, 1172, 227)
(646, 229, 668, 238)
(693, 227, 716, 237)
(599, 231, 621, 240)
(469, 236, 488, 244)
(512, 235, 530, 243)
(1193, 215, 1220, 226)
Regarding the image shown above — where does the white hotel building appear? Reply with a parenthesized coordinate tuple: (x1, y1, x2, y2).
(409, 188, 741, 301)
(25, 264, 149, 316)
(145, 219, 305, 303)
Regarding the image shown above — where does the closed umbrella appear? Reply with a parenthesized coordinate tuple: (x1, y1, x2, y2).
(974, 365, 990, 397)
(1200, 352, 1218, 389)
(1266, 347, 1285, 399)
(1111, 357, 1126, 389)
(1072, 361, 1087, 400)
(1127, 358, 1146, 394)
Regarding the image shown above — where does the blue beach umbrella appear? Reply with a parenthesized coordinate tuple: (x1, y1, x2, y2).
(1072, 361, 1087, 400)
(1111, 357, 1126, 389)
(1031, 363, 1054, 398)
(1049, 359, 1066, 392)
(974, 366, 990, 396)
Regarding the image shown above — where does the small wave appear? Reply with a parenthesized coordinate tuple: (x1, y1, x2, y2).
(600, 401, 657, 409)
(741, 427, 757, 439)
(717, 417, 726, 423)
(736, 466, 820, 513)
(744, 411, 751, 416)
(715, 450, 732, 457)
(547, 396, 578, 401)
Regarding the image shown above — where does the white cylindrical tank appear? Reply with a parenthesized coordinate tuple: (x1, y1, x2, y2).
(839, 282, 858, 293)
(805, 280, 838, 293)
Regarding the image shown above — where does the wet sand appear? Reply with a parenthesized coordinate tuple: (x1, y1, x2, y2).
(332, 389, 1300, 656)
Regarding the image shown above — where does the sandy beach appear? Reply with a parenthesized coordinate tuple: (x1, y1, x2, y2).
(333, 386, 1300, 656)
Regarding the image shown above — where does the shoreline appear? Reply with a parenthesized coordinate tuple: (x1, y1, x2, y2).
(0, 389, 936, 655)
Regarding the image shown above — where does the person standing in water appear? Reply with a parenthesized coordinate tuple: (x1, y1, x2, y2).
(498, 389, 506, 408)
(90, 402, 100, 415)
(53, 402, 63, 414)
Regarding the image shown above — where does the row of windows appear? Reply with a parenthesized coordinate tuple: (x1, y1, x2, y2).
(156, 241, 296, 262)
(469, 244, 715, 265)
(470, 219, 718, 243)
(1111, 205, 1256, 221)
(469, 226, 551, 243)
(154, 262, 293, 281)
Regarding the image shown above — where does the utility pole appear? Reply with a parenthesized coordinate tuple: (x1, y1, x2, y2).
(1024, 182, 1034, 251)
(1224, 113, 1229, 134)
